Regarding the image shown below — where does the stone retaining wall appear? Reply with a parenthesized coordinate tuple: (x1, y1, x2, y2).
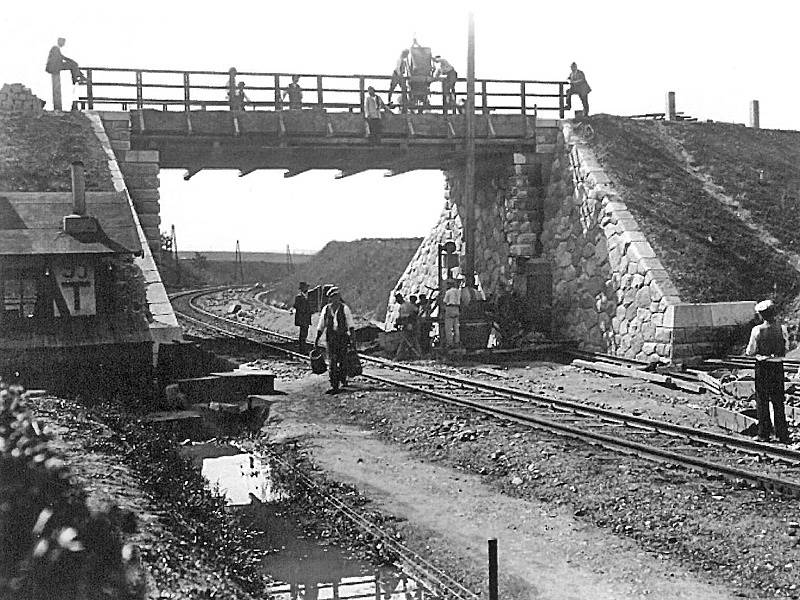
(97, 112, 162, 253)
(87, 111, 181, 344)
(385, 155, 550, 328)
(540, 124, 682, 362)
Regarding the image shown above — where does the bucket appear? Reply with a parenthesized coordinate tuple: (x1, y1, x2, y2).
(309, 349, 327, 374)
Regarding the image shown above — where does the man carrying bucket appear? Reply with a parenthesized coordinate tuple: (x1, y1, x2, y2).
(314, 287, 355, 395)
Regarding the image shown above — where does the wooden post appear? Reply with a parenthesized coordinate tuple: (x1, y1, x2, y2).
(135, 70, 144, 109)
(183, 73, 191, 112)
(481, 80, 488, 114)
(750, 100, 760, 129)
(558, 82, 565, 119)
(359, 77, 366, 114)
(520, 82, 527, 115)
(317, 75, 324, 109)
(86, 69, 93, 109)
(51, 73, 62, 111)
(464, 12, 476, 284)
(274, 75, 281, 109)
(666, 91, 676, 121)
(172, 224, 180, 285)
(488, 538, 498, 600)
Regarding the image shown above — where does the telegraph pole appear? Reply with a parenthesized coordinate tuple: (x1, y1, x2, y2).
(171, 224, 180, 285)
(464, 12, 476, 282)
(235, 240, 244, 283)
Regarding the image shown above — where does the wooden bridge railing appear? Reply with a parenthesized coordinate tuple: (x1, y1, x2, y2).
(78, 67, 568, 118)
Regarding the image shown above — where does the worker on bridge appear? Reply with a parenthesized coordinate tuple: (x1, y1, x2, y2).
(363, 86, 388, 143)
(388, 49, 410, 110)
(745, 299, 791, 443)
(314, 287, 355, 395)
(282, 75, 303, 110)
(45, 38, 87, 85)
(565, 62, 591, 116)
(433, 56, 458, 114)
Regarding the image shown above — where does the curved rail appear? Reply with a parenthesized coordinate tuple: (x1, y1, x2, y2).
(174, 288, 800, 498)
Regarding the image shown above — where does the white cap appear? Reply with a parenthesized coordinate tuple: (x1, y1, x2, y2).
(755, 299, 774, 313)
(326, 286, 340, 297)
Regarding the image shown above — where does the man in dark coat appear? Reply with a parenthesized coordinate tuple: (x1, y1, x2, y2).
(565, 62, 591, 116)
(45, 38, 87, 84)
(314, 287, 355, 395)
(745, 299, 791, 443)
(293, 281, 312, 353)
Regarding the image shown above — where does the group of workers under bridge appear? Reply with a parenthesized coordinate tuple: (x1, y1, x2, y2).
(290, 274, 535, 394)
(292, 279, 794, 446)
(43, 37, 592, 121)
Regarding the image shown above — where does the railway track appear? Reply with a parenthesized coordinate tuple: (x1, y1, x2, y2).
(172, 288, 800, 500)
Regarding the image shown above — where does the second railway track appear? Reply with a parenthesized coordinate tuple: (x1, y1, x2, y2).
(173, 288, 800, 499)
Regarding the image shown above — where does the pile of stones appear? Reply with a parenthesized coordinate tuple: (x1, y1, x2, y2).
(0, 83, 45, 117)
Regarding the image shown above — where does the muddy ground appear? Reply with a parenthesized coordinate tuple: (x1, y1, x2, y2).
(29, 301, 800, 598)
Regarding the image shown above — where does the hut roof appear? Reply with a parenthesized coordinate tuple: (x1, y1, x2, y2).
(0, 191, 141, 256)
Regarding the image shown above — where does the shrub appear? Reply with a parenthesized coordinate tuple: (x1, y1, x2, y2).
(0, 384, 143, 600)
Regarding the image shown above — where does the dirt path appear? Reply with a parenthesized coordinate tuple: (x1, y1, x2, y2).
(266, 376, 737, 600)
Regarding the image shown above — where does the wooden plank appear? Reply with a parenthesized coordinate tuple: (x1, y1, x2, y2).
(686, 369, 723, 394)
(572, 359, 673, 386)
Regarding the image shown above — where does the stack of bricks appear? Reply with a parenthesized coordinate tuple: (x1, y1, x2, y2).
(0, 83, 45, 117)
(99, 113, 161, 255)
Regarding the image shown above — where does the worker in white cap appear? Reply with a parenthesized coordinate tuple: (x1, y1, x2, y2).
(745, 299, 790, 443)
(315, 287, 355, 395)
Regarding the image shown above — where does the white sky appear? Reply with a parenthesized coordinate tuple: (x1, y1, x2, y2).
(2, 0, 799, 253)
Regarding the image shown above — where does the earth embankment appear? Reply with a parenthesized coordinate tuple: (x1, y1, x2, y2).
(269, 238, 422, 319)
(585, 116, 800, 311)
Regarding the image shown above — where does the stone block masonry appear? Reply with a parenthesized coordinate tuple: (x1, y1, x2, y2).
(97, 112, 162, 255)
(87, 111, 181, 345)
(541, 124, 682, 362)
(385, 153, 551, 329)
(542, 123, 759, 365)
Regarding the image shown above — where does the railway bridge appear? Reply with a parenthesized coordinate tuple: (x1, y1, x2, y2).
(71, 67, 757, 366)
(79, 67, 567, 253)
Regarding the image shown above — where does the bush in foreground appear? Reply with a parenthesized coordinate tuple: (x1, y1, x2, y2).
(0, 384, 143, 600)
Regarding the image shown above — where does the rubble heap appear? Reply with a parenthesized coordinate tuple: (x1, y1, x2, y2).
(0, 83, 45, 117)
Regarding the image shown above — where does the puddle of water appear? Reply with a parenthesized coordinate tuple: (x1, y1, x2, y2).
(182, 442, 283, 506)
(182, 443, 435, 599)
(202, 453, 282, 505)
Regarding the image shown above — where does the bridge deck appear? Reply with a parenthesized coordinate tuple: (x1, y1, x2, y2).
(129, 110, 561, 173)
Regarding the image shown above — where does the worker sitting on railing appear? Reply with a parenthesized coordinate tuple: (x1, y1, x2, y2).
(565, 62, 591, 116)
(388, 49, 410, 111)
(282, 75, 303, 110)
(433, 56, 457, 114)
(45, 38, 87, 85)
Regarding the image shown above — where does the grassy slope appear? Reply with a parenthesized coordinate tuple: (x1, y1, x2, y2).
(586, 115, 800, 306)
(270, 238, 422, 320)
(670, 122, 800, 254)
(0, 113, 113, 192)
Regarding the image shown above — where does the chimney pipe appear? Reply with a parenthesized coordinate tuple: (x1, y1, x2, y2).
(70, 161, 86, 215)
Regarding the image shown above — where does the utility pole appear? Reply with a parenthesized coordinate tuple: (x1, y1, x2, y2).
(235, 240, 244, 283)
(286, 244, 295, 274)
(171, 224, 180, 285)
(464, 12, 476, 282)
